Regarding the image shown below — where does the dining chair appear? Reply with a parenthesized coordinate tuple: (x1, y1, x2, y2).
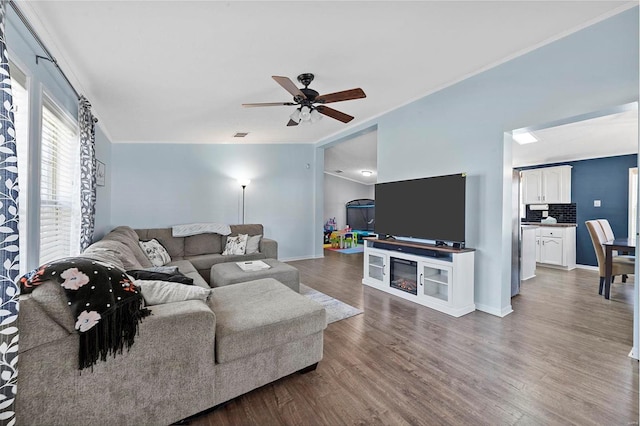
(585, 220, 635, 296)
(596, 218, 633, 282)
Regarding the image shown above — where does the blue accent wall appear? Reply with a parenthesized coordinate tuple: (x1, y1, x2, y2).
(521, 154, 637, 266)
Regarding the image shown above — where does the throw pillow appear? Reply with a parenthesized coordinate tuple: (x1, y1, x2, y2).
(246, 234, 262, 254)
(134, 280, 211, 306)
(222, 234, 248, 255)
(138, 239, 171, 267)
(126, 269, 194, 285)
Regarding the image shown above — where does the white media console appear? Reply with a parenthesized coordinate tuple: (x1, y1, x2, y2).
(362, 238, 475, 317)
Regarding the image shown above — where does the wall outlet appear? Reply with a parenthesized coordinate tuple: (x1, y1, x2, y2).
(594, 200, 601, 207)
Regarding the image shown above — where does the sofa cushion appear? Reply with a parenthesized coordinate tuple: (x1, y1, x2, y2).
(82, 239, 140, 270)
(229, 224, 263, 237)
(166, 259, 210, 289)
(136, 228, 185, 259)
(81, 240, 126, 270)
(210, 278, 326, 363)
(185, 233, 223, 257)
(103, 226, 153, 268)
(135, 280, 211, 306)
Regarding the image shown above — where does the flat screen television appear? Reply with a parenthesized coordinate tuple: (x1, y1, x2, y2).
(374, 173, 466, 244)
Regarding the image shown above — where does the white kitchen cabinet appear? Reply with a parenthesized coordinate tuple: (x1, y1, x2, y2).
(522, 165, 572, 204)
(535, 226, 576, 270)
(539, 235, 563, 265)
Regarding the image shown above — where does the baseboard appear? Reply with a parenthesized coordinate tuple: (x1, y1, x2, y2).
(476, 303, 513, 317)
(280, 254, 324, 262)
(574, 264, 599, 271)
(629, 346, 639, 360)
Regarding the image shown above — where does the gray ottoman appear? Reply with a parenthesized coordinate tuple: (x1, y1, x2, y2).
(210, 258, 300, 292)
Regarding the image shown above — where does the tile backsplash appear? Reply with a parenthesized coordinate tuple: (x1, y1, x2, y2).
(524, 203, 576, 223)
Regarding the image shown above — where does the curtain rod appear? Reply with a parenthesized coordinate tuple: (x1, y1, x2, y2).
(7, 0, 81, 100)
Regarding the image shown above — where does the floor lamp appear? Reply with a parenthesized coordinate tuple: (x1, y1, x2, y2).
(238, 179, 250, 224)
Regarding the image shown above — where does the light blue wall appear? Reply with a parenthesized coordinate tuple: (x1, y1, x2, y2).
(316, 7, 639, 316)
(6, 6, 113, 269)
(94, 125, 112, 240)
(110, 143, 316, 261)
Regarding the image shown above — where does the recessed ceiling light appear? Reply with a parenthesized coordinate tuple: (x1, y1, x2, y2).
(513, 131, 538, 144)
(361, 170, 373, 177)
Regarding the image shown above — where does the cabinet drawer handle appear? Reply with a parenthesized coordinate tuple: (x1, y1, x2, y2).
(420, 273, 423, 286)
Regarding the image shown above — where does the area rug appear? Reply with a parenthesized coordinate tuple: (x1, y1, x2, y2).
(299, 284, 363, 324)
(325, 244, 364, 254)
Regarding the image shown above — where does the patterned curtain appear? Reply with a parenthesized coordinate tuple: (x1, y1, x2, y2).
(79, 96, 97, 252)
(0, 2, 20, 425)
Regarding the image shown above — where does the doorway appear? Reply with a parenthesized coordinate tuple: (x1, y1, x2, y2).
(508, 102, 639, 358)
(322, 128, 377, 253)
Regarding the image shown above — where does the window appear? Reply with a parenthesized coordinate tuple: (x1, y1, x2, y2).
(39, 96, 79, 265)
(10, 62, 28, 274)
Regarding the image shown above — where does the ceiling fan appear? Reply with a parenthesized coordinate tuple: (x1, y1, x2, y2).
(242, 73, 366, 126)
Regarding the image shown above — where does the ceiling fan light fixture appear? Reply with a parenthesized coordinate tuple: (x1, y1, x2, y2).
(299, 106, 312, 122)
(289, 108, 301, 123)
(310, 108, 322, 123)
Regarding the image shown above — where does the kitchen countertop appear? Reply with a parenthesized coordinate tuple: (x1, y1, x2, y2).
(521, 222, 577, 227)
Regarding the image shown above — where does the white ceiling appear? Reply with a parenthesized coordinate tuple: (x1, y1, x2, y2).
(17, 1, 635, 145)
(512, 109, 639, 167)
(324, 130, 377, 185)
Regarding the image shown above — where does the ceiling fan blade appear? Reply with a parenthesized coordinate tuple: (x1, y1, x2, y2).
(316, 105, 354, 123)
(287, 119, 299, 127)
(272, 76, 307, 100)
(242, 102, 296, 107)
(315, 88, 366, 104)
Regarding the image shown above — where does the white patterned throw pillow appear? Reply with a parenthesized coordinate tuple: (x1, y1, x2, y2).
(139, 239, 172, 266)
(222, 234, 248, 255)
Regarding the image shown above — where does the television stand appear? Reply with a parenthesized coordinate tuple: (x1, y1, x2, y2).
(362, 238, 475, 317)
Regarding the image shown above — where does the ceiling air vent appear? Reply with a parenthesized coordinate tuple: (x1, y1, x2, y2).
(233, 132, 249, 138)
(334, 170, 343, 174)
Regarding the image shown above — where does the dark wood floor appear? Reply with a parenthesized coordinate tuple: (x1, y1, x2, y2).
(192, 251, 638, 425)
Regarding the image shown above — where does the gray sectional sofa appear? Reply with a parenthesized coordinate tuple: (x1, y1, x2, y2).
(16, 224, 326, 425)
(80, 224, 278, 286)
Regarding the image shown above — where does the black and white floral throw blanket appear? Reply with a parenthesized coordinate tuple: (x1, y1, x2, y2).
(20, 257, 151, 370)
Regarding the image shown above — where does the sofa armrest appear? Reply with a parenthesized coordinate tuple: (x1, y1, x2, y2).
(260, 238, 278, 259)
(17, 299, 218, 426)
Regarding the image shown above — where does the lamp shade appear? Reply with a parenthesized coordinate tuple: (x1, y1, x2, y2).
(310, 108, 322, 123)
(299, 106, 311, 122)
(238, 179, 251, 187)
(289, 109, 301, 123)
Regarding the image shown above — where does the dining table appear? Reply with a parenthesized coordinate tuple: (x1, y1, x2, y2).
(603, 237, 636, 299)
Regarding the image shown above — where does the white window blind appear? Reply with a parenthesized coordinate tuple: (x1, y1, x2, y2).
(39, 97, 79, 265)
(10, 62, 28, 274)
